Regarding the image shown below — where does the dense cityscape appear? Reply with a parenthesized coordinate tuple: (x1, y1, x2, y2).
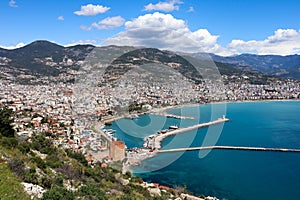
(1, 73, 300, 159)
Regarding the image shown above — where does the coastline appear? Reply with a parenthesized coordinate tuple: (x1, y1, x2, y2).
(103, 99, 300, 200)
(102, 98, 300, 170)
(102, 98, 300, 125)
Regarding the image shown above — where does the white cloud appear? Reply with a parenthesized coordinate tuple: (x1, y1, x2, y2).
(92, 16, 125, 30)
(104, 12, 231, 55)
(64, 40, 98, 47)
(144, 0, 182, 12)
(0, 42, 25, 50)
(80, 25, 91, 31)
(57, 16, 64, 21)
(228, 29, 300, 55)
(9, 0, 17, 7)
(74, 4, 110, 16)
(187, 6, 194, 12)
(82, 16, 125, 31)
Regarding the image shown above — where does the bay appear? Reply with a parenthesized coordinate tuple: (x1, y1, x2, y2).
(106, 101, 300, 200)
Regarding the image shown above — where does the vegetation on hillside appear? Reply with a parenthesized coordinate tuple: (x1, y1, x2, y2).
(0, 108, 178, 199)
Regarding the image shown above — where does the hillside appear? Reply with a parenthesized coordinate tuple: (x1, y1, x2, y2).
(207, 53, 300, 79)
(105, 48, 278, 84)
(0, 40, 95, 78)
(0, 108, 180, 200)
(0, 40, 285, 85)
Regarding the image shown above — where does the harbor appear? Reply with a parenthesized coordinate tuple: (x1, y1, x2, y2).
(123, 117, 230, 171)
(151, 112, 195, 120)
(144, 117, 230, 150)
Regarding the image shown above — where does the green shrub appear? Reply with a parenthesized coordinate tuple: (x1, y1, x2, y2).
(42, 186, 75, 200)
(77, 183, 106, 200)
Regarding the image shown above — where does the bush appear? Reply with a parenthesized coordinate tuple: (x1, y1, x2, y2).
(54, 176, 64, 187)
(45, 154, 63, 168)
(17, 143, 30, 154)
(77, 183, 106, 200)
(24, 168, 38, 184)
(117, 194, 136, 200)
(30, 134, 56, 155)
(30, 156, 46, 170)
(0, 108, 15, 137)
(0, 137, 18, 148)
(8, 158, 26, 179)
(42, 186, 75, 200)
(55, 163, 82, 180)
(65, 150, 88, 166)
(41, 176, 53, 189)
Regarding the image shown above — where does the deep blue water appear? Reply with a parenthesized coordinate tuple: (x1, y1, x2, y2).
(105, 101, 300, 200)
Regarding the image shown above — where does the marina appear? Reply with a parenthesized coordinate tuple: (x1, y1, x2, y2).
(152, 112, 195, 120)
(144, 117, 230, 150)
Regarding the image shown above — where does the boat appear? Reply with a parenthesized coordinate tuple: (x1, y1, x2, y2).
(103, 129, 116, 135)
(169, 125, 179, 130)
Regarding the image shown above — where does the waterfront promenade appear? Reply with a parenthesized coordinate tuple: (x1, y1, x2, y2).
(146, 117, 230, 149)
(158, 146, 300, 153)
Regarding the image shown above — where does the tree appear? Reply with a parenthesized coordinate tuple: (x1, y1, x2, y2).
(0, 108, 15, 137)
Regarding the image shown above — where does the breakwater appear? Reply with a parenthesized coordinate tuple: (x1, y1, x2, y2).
(158, 146, 300, 153)
(145, 117, 230, 149)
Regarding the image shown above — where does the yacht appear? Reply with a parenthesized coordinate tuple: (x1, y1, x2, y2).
(169, 125, 179, 130)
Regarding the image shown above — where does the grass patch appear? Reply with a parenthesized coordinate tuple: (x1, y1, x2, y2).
(0, 163, 30, 200)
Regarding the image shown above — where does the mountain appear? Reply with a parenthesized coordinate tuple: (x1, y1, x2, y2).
(105, 48, 274, 84)
(205, 53, 300, 79)
(0, 40, 95, 77)
(0, 40, 289, 84)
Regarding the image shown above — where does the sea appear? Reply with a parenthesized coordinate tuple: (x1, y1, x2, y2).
(105, 101, 300, 200)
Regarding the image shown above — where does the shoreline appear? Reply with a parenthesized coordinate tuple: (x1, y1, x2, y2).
(105, 99, 299, 200)
(101, 98, 300, 125)
(119, 99, 300, 171)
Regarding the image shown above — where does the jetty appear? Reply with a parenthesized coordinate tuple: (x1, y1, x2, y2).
(152, 112, 195, 120)
(145, 117, 230, 149)
(158, 146, 300, 153)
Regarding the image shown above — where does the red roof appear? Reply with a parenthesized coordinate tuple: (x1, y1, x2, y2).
(159, 185, 170, 190)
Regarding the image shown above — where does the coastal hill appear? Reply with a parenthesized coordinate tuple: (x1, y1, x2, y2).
(105, 47, 277, 85)
(0, 40, 298, 83)
(0, 40, 95, 77)
(207, 53, 300, 79)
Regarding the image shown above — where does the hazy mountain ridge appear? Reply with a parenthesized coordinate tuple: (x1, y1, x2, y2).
(0, 40, 296, 84)
(0, 40, 95, 77)
(207, 53, 300, 79)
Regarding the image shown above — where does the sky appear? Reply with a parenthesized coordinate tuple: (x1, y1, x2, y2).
(1, 0, 300, 56)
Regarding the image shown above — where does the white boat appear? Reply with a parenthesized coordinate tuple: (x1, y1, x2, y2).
(169, 125, 179, 130)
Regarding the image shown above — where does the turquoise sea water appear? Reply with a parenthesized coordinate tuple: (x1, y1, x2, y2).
(106, 101, 300, 200)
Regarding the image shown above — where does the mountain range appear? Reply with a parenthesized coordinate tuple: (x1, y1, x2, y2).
(0, 40, 299, 83)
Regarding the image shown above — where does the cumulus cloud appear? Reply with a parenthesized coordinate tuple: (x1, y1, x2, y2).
(57, 16, 64, 21)
(9, 0, 17, 7)
(0, 42, 25, 49)
(91, 16, 125, 30)
(104, 12, 231, 55)
(228, 29, 300, 55)
(144, 0, 182, 12)
(74, 4, 110, 16)
(81, 16, 125, 31)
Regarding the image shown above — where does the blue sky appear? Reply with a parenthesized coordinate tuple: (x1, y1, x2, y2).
(1, 0, 300, 55)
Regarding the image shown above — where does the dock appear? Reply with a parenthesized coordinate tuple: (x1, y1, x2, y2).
(145, 117, 230, 149)
(158, 146, 300, 153)
(152, 112, 195, 120)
